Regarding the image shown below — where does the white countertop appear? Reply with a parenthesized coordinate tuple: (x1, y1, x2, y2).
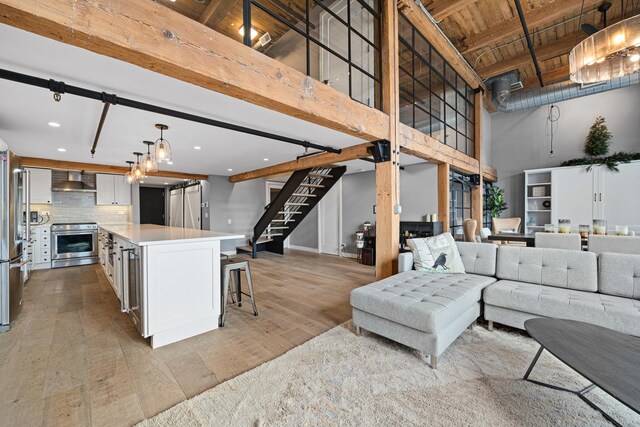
(99, 224, 245, 246)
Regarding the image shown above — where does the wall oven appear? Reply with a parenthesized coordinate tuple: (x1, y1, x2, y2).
(51, 223, 98, 268)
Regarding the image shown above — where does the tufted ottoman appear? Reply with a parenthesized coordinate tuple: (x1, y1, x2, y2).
(350, 270, 496, 368)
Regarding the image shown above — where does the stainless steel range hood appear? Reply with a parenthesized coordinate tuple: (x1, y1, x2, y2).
(51, 171, 96, 193)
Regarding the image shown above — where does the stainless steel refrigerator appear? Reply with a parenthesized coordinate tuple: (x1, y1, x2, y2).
(0, 151, 30, 332)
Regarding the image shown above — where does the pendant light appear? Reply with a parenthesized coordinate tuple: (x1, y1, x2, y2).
(124, 161, 135, 184)
(142, 141, 158, 173)
(132, 152, 146, 180)
(154, 124, 172, 163)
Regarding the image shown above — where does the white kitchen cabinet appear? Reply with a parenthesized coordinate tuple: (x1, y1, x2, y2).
(547, 161, 640, 232)
(96, 174, 131, 206)
(27, 168, 52, 204)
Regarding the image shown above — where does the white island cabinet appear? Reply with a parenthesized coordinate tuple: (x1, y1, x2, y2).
(99, 224, 243, 348)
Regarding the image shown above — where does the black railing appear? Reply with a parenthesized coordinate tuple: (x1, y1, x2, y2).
(243, 0, 383, 110)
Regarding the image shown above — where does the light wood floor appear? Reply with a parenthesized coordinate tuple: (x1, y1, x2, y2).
(0, 250, 374, 427)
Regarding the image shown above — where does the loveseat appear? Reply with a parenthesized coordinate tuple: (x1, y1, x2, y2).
(351, 242, 640, 368)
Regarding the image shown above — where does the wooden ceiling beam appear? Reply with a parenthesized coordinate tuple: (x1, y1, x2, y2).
(429, 0, 477, 21)
(476, 31, 585, 79)
(200, 0, 236, 26)
(459, 0, 600, 55)
(521, 64, 571, 89)
(398, 0, 486, 93)
(21, 157, 208, 180)
(482, 164, 498, 182)
(398, 123, 480, 175)
(0, 0, 388, 142)
(228, 142, 373, 183)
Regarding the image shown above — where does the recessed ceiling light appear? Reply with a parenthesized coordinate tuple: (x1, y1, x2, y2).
(57, 148, 66, 152)
(360, 168, 366, 172)
(263, 158, 269, 161)
(227, 168, 233, 172)
(48, 122, 61, 128)
(167, 161, 173, 165)
(183, 179, 188, 181)
(194, 146, 202, 150)
(139, 181, 145, 184)
(163, 182, 169, 185)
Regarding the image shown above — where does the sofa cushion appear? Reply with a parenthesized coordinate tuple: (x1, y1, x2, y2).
(350, 270, 496, 334)
(456, 242, 498, 276)
(496, 246, 597, 292)
(599, 252, 640, 299)
(407, 233, 466, 273)
(484, 280, 640, 336)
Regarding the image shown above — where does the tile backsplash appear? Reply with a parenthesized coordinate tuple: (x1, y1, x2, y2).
(31, 171, 131, 225)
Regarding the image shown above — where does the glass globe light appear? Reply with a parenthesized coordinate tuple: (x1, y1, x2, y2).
(155, 124, 172, 163)
(142, 141, 158, 173)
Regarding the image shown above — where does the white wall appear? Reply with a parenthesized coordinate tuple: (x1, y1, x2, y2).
(491, 85, 640, 220)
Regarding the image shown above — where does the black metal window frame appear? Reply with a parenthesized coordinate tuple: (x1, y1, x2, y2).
(483, 180, 494, 230)
(244, 0, 383, 110)
(449, 171, 473, 239)
(398, 12, 476, 157)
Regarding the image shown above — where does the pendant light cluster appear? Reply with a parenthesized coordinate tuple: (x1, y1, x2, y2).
(124, 124, 173, 184)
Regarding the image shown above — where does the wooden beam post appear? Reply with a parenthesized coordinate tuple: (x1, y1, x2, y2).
(471, 92, 484, 233)
(437, 163, 450, 233)
(375, 0, 400, 280)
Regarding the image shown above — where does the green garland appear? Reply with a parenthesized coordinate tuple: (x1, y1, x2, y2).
(561, 152, 640, 172)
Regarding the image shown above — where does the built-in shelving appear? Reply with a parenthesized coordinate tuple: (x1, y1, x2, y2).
(524, 168, 553, 234)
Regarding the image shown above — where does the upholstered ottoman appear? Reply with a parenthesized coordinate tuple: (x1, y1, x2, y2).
(351, 243, 498, 368)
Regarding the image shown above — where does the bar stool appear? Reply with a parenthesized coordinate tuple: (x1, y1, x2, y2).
(219, 259, 258, 326)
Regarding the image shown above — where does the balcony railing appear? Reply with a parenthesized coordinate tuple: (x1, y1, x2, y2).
(241, 0, 382, 110)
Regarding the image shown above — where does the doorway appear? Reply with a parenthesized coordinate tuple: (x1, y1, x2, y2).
(140, 187, 166, 225)
(318, 180, 342, 255)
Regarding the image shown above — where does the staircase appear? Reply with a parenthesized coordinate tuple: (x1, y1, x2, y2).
(241, 165, 347, 258)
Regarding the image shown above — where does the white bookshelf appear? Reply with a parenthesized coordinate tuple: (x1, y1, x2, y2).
(524, 168, 553, 234)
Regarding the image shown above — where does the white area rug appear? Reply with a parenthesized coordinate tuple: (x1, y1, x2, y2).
(138, 322, 640, 426)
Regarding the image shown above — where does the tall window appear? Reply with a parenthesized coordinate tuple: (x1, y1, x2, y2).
(397, 13, 476, 157)
(248, 0, 382, 109)
(483, 180, 494, 230)
(449, 171, 472, 239)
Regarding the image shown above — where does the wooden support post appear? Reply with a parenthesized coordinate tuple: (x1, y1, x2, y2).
(471, 92, 484, 233)
(438, 163, 450, 233)
(375, 0, 400, 280)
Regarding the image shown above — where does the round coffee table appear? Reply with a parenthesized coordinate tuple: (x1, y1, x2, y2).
(524, 318, 640, 426)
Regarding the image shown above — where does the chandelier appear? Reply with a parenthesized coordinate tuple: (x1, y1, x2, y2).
(570, 14, 640, 84)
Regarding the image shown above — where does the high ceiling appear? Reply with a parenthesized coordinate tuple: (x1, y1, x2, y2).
(422, 0, 640, 88)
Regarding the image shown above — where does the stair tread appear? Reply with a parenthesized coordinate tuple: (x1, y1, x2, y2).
(285, 202, 309, 206)
(262, 233, 283, 237)
(278, 211, 302, 214)
(299, 183, 324, 188)
(308, 173, 333, 179)
(270, 219, 295, 222)
(291, 193, 317, 197)
(267, 226, 289, 229)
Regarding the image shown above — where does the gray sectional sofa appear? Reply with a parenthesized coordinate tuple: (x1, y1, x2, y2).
(350, 242, 640, 368)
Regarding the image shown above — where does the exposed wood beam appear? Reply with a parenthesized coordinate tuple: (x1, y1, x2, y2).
(200, 0, 237, 26)
(398, 0, 486, 93)
(376, 0, 400, 279)
(521, 65, 571, 89)
(476, 32, 584, 80)
(21, 157, 208, 180)
(0, 0, 388, 142)
(471, 91, 483, 230)
(459, 0, 600, 54)
(228, 142, 373, 183)
(437, 163, 450, 232)
(398, 124, 479, 175)
(429, 0, 477, 21)
(482, 164, 498, 182)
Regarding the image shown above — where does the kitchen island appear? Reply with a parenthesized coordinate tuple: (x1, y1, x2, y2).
(98, 224, 244, 348)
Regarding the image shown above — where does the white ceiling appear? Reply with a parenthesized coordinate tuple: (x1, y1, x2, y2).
(0, 24, 425, 177)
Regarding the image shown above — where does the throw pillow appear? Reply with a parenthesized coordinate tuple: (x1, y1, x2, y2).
(406, 233, 466, 273)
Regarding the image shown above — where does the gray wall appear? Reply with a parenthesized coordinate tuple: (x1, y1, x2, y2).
(289, 208, 319, 249)
(206, 175, 266, 253)
(482, 108, 492, 166)
(491, 85, 640, 220)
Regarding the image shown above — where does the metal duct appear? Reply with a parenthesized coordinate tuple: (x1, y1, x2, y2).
(496, 72, 640, 112)
(487, 70, 522, 109)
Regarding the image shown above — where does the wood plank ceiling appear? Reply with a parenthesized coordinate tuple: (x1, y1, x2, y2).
(422, 0, 640, 89)
(155, 0, 306, 49)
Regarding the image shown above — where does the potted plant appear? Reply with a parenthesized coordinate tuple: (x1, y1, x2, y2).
(487, 186, 508, 218)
